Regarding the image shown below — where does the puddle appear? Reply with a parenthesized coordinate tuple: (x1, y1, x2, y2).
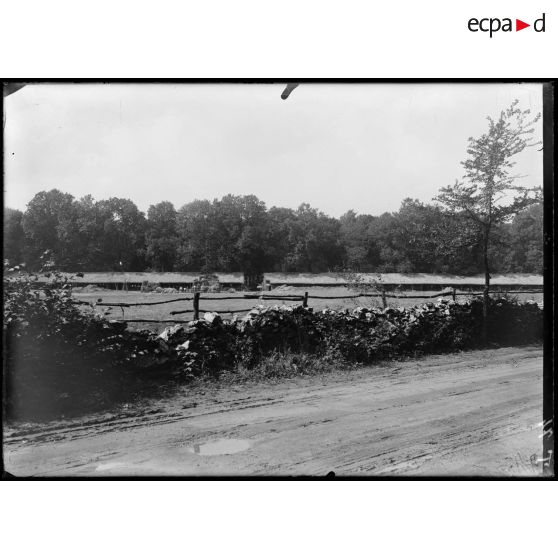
(186, 439, 251, 456)
(96, 461, 127, 471)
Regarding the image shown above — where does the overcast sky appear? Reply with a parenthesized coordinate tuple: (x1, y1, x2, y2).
(3, 82, 543, 218)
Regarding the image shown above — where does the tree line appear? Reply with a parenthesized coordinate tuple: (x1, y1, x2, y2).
(4, 189, 542, 278)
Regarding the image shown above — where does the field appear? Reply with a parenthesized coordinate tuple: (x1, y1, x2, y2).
(3, 346, 544, 476)
(73, 286, 544, 332)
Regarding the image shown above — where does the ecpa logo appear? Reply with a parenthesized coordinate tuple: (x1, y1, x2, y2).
(468, 13, 546, 37)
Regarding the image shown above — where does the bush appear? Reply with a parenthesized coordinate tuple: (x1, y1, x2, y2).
(168, 297, 542, 376)
(486, 296, 543, 345)
(234, 305, 321, 365)
(3, 260, 178, 420)
(159, 313, 238, 379)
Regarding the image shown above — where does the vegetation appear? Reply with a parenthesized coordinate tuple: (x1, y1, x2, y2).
(3, 260, 174, 420)
(4, 262, 543, 421)
(3, 101, 544, 280)
(435, 100, 542, 340)
(5, 98, 543, 282)
(4, 192, 543, 279)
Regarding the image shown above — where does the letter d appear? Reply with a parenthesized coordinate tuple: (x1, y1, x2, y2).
(534, 13, 545, 32)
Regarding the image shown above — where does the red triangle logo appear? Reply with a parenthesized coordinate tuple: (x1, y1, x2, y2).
(516, 19, 530, 31)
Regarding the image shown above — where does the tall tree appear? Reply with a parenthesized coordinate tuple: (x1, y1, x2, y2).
(503, 203, 544, 273)
(93, 198, 147, 271)
(290, 204, 343, 272)
(73, 195, 106, 270)
(392, 199, 444, 272)
(145, 201, 179, 271)
(392, 199, 486, 274)
(4, 208, 24, 265)
(21, 189, 78, 269)
(435, 100, 542, 339)
(266, 206, 299, 272)
(339, 210, 379, 271)
(434, 210, 485, 274)
(216, 195, 270, 287)
(10, 187, 543, 276)
(367, 211, 413, 273)
(176, 199, 220, 272)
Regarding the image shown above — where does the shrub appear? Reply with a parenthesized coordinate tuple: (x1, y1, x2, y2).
(163, 313, 238, 379)
(486, 296, 543, 345)
(234, 305, 321, 365)
(3, 259, 178, 420)
(165, 297, 542, 375)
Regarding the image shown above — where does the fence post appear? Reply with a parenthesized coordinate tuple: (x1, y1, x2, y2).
(193, 292, 200, 320)
(303, 291, 308, 308)
(452, 287, 456, 302)
(381, 286, 387, 309)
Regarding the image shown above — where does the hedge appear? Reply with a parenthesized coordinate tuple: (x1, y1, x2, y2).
(162, 297, 542, 377)
(3, 266, 543, 420)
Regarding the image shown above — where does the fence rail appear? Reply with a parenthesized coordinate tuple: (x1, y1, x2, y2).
(72, 287, 543, 325)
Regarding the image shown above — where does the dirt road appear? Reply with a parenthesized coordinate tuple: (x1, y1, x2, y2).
(3, 346, 544, 477)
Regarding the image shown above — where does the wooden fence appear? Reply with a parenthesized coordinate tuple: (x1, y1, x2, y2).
(72, 287, 543, 325)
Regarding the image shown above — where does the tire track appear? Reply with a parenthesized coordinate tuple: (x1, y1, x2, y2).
(3, 346, 543, 476)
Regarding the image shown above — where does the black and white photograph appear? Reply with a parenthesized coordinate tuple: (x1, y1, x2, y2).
(2, 81, 553, 477)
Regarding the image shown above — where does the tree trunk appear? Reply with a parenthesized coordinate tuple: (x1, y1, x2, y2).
(244, 271, 263, 291)
(482, 227, 490, 345)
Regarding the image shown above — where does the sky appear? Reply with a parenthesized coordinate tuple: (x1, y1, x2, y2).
(3, 82, 543, 218)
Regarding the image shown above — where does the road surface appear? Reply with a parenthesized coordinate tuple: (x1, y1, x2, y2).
(3, 346, 544, 476)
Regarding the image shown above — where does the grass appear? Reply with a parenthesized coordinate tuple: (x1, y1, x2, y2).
(73, 286, 544, 333)
(217, 350, 351, 384)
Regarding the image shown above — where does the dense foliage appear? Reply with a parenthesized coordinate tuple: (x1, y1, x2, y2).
(3, 256, 542, 422)
(4, 191, 543, 277)
(3, 264, 172, 420)
(170, 297, 542, 378)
